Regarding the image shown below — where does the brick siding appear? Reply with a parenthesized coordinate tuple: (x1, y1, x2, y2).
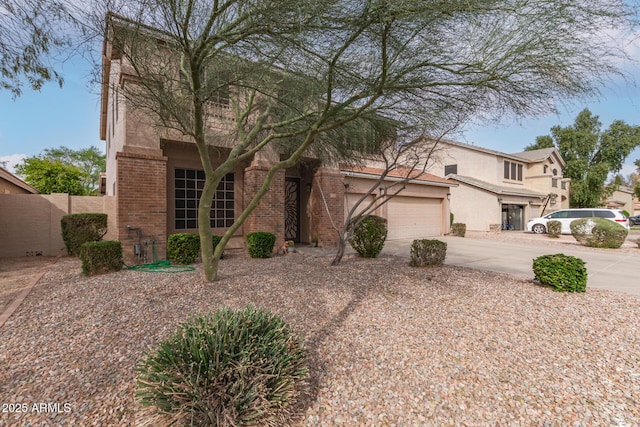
(311, 167, 344, 248)
(116, 151, 168, 264)
(243, 164, 285, 251)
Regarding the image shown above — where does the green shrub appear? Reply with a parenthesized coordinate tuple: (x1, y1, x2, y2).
(349, 215, 388, 258)
(588, 218, 628, 248)
(547, 220, 562, 238)
(168, 233, 200, 264)
(247, 232, 276, 258)
(450, 223, 466, 237)
(61, 213, 108, 256)
(135, 305, 308, 426)
(409, 239, 447, 267)
(532, 253, 587, 292)
(79, 241, 122, 276)
(570, 217, 628, 248)
(569, 217, 595, 243)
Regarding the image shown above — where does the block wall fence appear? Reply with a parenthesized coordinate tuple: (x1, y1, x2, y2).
(0, 194, 117, 258)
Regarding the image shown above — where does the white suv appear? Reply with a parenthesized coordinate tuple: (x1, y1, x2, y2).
(526, 208, 630, 234)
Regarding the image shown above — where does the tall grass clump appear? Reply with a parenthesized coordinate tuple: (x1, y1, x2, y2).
(136, 305, 308, 426)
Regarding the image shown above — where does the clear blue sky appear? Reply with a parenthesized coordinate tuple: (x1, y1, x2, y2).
(0, 56, 103, 172)
(1, 54, 640, 178)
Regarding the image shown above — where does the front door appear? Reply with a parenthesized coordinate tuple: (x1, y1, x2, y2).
(284, 178, 300, 242)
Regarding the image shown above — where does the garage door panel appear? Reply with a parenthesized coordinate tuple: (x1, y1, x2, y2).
(387, 197, 441, 240)
(345, 193, 375, 218)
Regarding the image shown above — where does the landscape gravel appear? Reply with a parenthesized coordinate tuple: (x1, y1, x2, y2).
(1, 241, 639, 426)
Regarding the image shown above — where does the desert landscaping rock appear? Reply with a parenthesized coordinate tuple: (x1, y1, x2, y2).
(1, 250, 639, 426)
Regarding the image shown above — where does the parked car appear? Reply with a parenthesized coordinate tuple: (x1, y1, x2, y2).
(629, 215, 640, 226)
(526, 208, 630, 234)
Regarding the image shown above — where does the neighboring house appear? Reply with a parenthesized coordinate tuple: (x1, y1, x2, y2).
(0, 166, 38, 194)
(430, 140, 570, 232)
(100, 18, 454, 263)
(605, 186, 634, 214)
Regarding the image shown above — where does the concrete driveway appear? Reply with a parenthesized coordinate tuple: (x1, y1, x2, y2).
(382, 232, 640, 296)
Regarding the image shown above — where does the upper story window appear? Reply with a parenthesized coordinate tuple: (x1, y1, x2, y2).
(543, 165, 548, 174)
(444, 164, 457, 175)
(561, 181, 566, 190)
(175, 169, 235, 230)
(552, 178, 558, 188)
(503, 160, 523, 181)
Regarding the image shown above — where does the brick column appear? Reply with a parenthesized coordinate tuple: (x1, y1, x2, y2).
(116, 151, 168, 264)
(311, 167, 344, 248)
(243, 161, 285, 251)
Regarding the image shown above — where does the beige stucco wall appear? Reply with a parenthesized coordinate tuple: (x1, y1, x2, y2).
(0, 194, 116, 257)
(439, 145, 502, 183)
(450, 184, 545, 231)
(607, 189, 634, 214)
(449, 184, 500, 231)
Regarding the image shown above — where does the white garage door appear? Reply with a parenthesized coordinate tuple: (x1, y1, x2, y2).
(387, 197, 442, 240)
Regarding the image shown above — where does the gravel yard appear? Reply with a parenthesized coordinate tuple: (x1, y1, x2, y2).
(1, 246, 639, 426)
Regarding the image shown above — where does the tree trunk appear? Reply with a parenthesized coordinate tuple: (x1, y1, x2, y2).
(198, 176, 217, 281)
(331, 234, 347, 266)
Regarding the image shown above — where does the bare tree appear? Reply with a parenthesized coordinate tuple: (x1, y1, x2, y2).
(329, 125, 454, 266)
(103, 0, 638, 281)
(0, 0, 72, 96)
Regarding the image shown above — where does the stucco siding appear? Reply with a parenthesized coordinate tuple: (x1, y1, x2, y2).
(449, 184, 500, 232)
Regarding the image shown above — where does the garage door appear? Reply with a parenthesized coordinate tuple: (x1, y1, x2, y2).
(345, 193, 375, 218)
(387, 197, 442, 240)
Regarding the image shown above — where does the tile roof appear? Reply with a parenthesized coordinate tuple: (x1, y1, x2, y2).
(341, 165, 455, 186)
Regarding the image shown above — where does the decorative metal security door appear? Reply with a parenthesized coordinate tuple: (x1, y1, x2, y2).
(284, 178, 300, 242)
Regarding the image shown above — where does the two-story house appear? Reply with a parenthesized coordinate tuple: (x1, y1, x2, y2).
(432, 140, 570, 232)
(605, 186, 635, 215)
(100, 16, 455, 263)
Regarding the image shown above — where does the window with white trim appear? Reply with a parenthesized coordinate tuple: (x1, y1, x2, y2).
(174, 169, 235, 230)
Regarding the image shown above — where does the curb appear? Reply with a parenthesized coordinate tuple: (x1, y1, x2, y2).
(0, 256, 62, 329)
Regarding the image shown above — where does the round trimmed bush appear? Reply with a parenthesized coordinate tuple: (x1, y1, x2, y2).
(349, 215, 387, 258)
(61, 213, 108, 255)
(168, 233, 200, 264)
(450, 223, 466, 237)
(547, 220, 561, 238)
(409, 239, 447, 267)
(532, 253, 587, 292)
(570, 217, 628, 248)
(135, 305, 308, 426)
(79, 240, 123, 276)
(246, 232, 276, 258)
